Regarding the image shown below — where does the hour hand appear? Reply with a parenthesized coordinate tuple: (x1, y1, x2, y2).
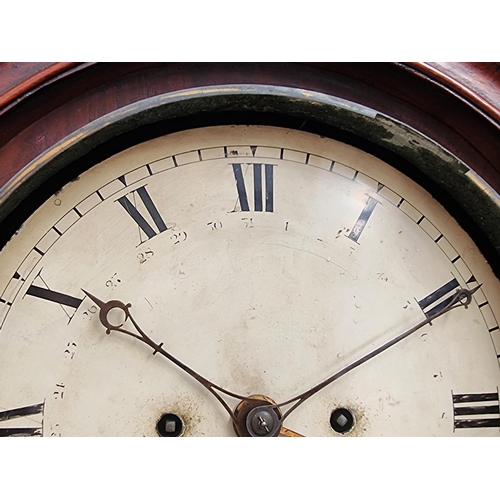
(82, 289, 105, 309)
(82, 289, 253, 426)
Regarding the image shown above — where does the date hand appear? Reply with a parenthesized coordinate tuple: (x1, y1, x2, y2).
(280, 427, 304, 437)
(82, 290, 253, 425)
(265, 286, 481, 427)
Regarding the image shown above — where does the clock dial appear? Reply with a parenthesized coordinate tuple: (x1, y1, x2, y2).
(0, 125, 499, 437)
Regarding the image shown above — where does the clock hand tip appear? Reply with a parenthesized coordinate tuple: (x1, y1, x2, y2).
(451, 283, 483, 310)
(81, 289, 105, 308)
(462, 283, 483, 308)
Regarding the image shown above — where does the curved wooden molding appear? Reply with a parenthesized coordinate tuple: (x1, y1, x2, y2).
(406, 62, 500, 128)
(0, 62, 499, 193)
(2, 62, 500, 128)
(0, 62, 86, 115)
(0, 62, 499, 275)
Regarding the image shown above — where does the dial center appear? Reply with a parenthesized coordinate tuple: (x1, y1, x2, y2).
(246, 407, 281, 437)
(233, 395, 282, 437)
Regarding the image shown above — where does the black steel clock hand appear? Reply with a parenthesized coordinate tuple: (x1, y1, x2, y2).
(83, 290, 255, 425)
(84, 286, 478, 437)
(248, 286, 481, 436)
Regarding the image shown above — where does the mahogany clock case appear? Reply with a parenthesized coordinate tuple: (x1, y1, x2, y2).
(1, 63, 500, 280)
(0, 63, 499, 438)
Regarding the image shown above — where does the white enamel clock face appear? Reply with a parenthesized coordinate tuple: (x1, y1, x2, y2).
(0, 126, 499, 437)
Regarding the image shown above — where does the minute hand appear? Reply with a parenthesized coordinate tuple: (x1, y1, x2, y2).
(276, 286, 480, 422)
(82, 290, 252, 423)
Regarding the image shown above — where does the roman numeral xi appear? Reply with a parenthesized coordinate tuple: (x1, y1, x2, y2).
(117, 185, 168, 239)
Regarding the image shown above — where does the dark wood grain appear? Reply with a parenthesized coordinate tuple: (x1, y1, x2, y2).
(0, 62, 82, 113)
(421, 62, 500, 123)
(1, 62, 500, 279)
(0, 62, 53, 97)
(0, 62, 499, 192)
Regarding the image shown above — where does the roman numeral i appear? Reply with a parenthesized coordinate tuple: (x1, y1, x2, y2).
(24, 271, 85, 323)
(347, 196, 379, 243)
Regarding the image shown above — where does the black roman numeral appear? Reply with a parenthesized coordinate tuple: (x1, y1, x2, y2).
(418, 278, 460, 318)
(117, 185, 168, 239)
(24, 271, 84, 323)
(231, 163, 274, 212)
(26, 285, 84, 309)
(0, 402, 44, 437)
(347, 197, 378, 243)
(453, 392, 500, 429)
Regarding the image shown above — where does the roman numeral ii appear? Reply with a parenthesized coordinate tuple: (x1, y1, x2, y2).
(418, 278, 460, 318)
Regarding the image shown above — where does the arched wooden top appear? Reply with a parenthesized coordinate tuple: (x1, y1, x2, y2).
(1, 63, 500, 276)
(1, 62, 499, 193)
